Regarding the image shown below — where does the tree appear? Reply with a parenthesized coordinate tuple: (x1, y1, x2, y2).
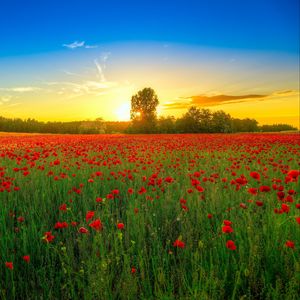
(211, 110, 232, 133)
(130, 87, 159, 133)
(157, 116, 176, 133)
(176, 106, 201, 133)
(176, 107, 213, 133)
(231, 118, 258, 132)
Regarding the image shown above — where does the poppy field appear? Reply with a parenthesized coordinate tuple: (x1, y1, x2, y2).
(0, 133, 299, 299)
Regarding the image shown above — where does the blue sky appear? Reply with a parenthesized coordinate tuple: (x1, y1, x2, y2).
(0, 0, 299, 57)
(0, 0, 299, 126)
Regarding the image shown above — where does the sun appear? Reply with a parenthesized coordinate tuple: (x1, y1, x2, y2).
(115, 102, 131, 121)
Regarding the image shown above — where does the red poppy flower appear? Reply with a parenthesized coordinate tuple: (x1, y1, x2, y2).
(43, 231, 55, 243)
(287, 170, 299, 179)
(226, 240, 236, 250)
(59, 203, 67, 211)
(5, 262, 13, 270)
(223, 220, 232, 226)
(23, 255, 30, 263)
(281, 203, 290, 213)
(173, 239, 185, 248)
(79, 227, 89, 234)
(54, 221, 68, 229)
(86, 211, 95, 222)
(240, 203, 247, 209)
(285, 240, 295, 249)
(117, 223, 125, 230)
(248, 188, 258, 195)
(259, 186, 271, 192)
(250, 171, 260, 181)
(222, 225, 233, 233)
(89, 219, 103, 231)
(17, 216, 25, 223)
(165, 176, 174, 183)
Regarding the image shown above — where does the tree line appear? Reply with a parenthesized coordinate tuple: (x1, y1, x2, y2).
(127, 87, 297, 133)
(0, 88, 297, 134)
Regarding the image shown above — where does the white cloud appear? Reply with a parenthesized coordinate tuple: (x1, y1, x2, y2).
(94, 59, 106, 82)
(6, 102, 21, 108)
(63, 41, 98, 49)
(0, 86, 40, 92)
(1, 96, 12, 102)
(63, 41, 85, 49)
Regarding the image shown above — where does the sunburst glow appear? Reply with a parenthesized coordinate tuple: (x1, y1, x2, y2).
(115, 102, 131, 121)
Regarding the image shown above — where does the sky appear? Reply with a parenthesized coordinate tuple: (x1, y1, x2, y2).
(0, 0, 299, 126)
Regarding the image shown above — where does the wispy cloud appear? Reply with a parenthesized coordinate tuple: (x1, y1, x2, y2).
(6, 102, 21, 108)
(94, 59, 106, 82)
(0, 86, 40, 92)
(163, 90, 299, 110)
(0, 96, 12, 102)
(63, 41, 85, 49)
(63, 41, 98, 49)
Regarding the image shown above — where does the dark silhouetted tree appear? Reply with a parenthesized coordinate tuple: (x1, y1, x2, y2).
(157, 116, 176, 133)
(259, 123, 297, 132)
(211, 110, 232, 133)
(130, 87, 159, 133)
(176, 106, 202, 133)
(231, 118, 258, 132)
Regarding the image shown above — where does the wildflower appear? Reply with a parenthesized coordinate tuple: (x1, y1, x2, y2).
(5, 262, 13, 270)
(23, 255, 30, 263)
(59, 203, 67, 211)
(79, 227, 89, 234)
(117, 223, 124, 230)
(222, 225, 233, 233)
(54, 221, 68, 229)
(287, 170, 299, 180)
(259, 186, 271, 192)
(281, 203, 290, 213)
(43, 231, 55, 243)
(223, 220, 232, 226)
(250, 171, 260, 181)
(256, 201, 264, 207)
(128, 188, 134, 194)
(112, 189, 119, 195)
(173, 239, 185, 248)
(17, 216, 25, 223)
(165, 176, 174, 183)
(240, 203, 247, 209)
(248, 187, 258, 195)
(89, 219, 102, 231)
(285, 240, 295, 249)
(86, 211, 95, 222)
(226, 240, 236, 250)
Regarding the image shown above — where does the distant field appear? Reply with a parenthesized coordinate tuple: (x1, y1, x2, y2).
(0, 133, 299, 299)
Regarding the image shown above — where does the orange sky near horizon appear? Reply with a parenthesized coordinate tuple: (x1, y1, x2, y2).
(0, 43, 299, 128)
